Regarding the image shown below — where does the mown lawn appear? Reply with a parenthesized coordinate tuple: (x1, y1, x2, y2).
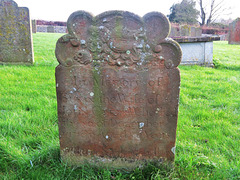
(0, 33, 239, 179)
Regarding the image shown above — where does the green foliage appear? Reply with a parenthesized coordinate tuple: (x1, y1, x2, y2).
(168, 0, 199, 25)
(0, 34, 239, 179)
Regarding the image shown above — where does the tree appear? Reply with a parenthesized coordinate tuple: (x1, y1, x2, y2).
(197, 0, 232, 26)
(168, 0, 199, 25)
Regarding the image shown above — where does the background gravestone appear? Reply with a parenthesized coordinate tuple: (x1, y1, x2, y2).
(170, 26, 180, 37)
(228, 18, 240, 45)
(0, 0, 34, 65)
(55, 10, 182, 168)
(32, 19, 37, 33)
(195, 27, 202, 37)
(37, 25, 47, 33)
(180, 25, 191, 37)
(191, 27, 202, 37)
(47, 25, 55, 33)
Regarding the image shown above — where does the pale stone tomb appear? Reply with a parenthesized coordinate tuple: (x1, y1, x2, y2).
(175, 36, 220, 66)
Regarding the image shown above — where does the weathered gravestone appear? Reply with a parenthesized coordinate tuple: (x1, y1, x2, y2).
(191, 27, 202, 37)
(32, 19, 37, 33)
(169, 26, 180, 37)
(55, 11, 182, 168)
(0, 0, 34, 65)
(47, 25, 55, 33)
(228, 18, 240, 45)
(180, 25, 191, 37)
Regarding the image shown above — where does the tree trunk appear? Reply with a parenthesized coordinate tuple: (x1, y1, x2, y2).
(206, 0, 215, 25)
(199, 0, 206, 26)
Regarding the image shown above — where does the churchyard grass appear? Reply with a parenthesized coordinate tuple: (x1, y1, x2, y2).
(0, 34, 239, 179)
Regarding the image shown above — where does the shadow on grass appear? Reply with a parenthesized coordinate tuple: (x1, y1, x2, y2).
(0, 144, 22, 173)
(213, 59, 240, 71)
(214, 65, 240, 71)
(2, 144, 228, 179)
(14, 146, 175, 179)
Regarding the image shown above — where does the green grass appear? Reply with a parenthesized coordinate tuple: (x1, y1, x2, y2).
(0, 34, 239, 179)
(213, 41, 240, 70)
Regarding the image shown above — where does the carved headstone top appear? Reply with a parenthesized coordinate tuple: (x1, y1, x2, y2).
(0, 0, 34, 65)
(56, 11, 181, 68)
(55, 11, 182, 168)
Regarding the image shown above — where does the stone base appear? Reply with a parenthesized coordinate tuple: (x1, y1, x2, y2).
(0, 61, 33, 65)
(228, 42, 240, 45)
(61, 151, 172, 169)
(180, 62, 214, 67)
